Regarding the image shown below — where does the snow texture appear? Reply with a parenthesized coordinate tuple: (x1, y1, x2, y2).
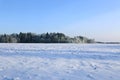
(0, 43, 120, 80)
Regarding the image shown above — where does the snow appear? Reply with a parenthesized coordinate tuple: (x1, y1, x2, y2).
(0, 43, 120, 80)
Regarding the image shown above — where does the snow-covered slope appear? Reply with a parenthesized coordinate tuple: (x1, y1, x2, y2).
(0, 43, 120, 80)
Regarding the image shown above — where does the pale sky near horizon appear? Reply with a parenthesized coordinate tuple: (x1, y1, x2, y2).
(0, 0, 120, 42)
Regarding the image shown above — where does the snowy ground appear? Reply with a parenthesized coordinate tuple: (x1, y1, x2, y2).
(0, 43, 120, 80)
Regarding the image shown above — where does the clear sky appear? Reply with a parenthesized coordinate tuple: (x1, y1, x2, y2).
(0, 0, 120, 42)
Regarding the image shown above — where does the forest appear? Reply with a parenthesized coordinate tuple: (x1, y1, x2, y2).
(0, 32, 95, 43)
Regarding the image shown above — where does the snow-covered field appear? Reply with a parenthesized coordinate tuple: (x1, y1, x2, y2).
(0, 44, 120, 80)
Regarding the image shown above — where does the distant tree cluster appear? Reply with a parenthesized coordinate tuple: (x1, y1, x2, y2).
(0, 32, 95, 43)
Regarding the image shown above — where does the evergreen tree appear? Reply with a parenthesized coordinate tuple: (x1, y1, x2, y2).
(0, 32, 95, 43)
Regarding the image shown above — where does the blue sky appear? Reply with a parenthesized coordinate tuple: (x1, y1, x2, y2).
(0, 0, 120, 41)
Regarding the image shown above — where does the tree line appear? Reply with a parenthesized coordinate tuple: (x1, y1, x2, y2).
(0, 32, 95, 43)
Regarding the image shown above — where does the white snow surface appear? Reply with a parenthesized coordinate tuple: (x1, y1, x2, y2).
(0, 43, 120, 80)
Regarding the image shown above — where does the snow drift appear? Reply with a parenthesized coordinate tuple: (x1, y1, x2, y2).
(0, 43, 120, 80)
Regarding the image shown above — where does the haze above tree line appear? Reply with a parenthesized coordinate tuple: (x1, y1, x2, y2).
(0, 32, 95, 43)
